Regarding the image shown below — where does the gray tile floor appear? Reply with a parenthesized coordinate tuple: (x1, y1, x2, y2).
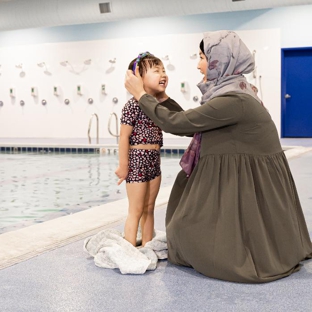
(0, 148, 312, 312)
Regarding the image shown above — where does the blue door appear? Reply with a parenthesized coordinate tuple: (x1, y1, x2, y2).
(281, 48, 312, 137)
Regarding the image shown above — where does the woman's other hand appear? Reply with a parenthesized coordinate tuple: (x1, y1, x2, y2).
(125, 66, 146, 101)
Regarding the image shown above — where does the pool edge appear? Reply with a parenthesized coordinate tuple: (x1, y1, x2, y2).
(0, 185, 172, 270)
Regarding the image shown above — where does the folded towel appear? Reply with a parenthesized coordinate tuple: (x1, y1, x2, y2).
(83, 228, 167, 274)
(145, 230, 168, 260)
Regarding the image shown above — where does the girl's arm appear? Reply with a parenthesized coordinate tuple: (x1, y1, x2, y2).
(115, 124, 133, 185)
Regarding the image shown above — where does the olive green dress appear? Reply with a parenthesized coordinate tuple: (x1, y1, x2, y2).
(139, 92, 312, 283)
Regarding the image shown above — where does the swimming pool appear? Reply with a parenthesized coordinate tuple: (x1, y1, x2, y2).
(0, 152, 181, 234)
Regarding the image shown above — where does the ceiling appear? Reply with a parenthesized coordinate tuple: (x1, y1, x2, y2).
(0, 0, 312, 31)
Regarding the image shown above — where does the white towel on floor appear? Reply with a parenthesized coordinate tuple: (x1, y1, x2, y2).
(83, 228, 167, 274)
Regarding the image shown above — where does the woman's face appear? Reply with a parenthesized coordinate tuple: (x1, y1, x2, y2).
(197, 50, 208, 81)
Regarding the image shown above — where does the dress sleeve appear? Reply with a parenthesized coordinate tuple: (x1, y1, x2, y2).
(159, 98, 184, 112)
(120, 99, 140, 126)
(138, 93, 243, 135)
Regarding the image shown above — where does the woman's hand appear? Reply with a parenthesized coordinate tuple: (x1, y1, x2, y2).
(124, 66, 146, 101)
(115, 165, 128, 185)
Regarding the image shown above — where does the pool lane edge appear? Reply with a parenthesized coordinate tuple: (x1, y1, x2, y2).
(0, 186, 172, 270)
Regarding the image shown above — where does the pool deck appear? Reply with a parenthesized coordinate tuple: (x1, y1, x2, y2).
(0, 138, 312, 311)
(0, 185, 172, 270)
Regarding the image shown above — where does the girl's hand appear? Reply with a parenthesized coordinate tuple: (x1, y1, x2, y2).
(115, 166, 128, 185)
(125, 66, 146, 101)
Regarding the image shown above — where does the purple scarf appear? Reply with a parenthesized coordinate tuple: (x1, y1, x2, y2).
(179, 133, 201, 177)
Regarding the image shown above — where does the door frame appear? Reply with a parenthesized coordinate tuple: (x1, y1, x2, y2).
(281, 47, 312, 137)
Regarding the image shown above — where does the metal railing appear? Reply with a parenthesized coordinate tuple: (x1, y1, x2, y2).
(108, 112, 119, 144)
(88, 113, 99, 144)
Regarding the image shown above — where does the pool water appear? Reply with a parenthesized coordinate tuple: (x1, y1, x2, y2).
(0, 152, 181, 234)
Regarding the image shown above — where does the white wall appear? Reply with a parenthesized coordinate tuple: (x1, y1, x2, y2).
(0, 29, 280, 140)
(1, 4, 312, 141)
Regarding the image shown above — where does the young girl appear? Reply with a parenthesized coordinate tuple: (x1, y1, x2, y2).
(115, 52, 182, 246)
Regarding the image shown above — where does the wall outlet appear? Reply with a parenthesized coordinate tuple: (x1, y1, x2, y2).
(9, 88, 16, 97)
(53, 86, 60, 96)
(101, 84, 106, 94)
(181, 82, 186, 93)
(31, 87, 38, 97)
(77, 85, 82, 95)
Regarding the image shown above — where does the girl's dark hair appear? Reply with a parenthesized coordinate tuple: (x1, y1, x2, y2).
(199, 40, 205, 54)
(128, 55, 162, 76)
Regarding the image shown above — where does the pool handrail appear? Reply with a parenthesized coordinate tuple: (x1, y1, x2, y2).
(88, 113, 99, 144)
(108, 112, 119, 144)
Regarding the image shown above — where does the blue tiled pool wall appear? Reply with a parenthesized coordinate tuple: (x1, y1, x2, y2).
(0, 146, 100, 154)
(0, 146, 186, 155)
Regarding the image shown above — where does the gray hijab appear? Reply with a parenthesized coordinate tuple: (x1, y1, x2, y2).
(197, 30, 262, 105)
